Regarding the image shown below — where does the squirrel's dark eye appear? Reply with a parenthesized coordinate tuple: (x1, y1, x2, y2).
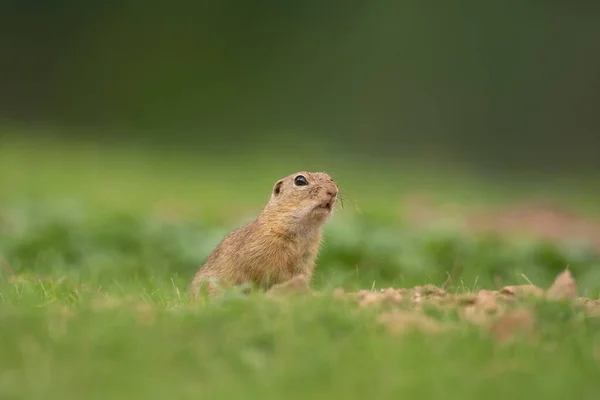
(294, 175, 308, 186)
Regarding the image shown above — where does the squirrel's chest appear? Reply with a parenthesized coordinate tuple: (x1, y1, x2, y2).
(259, 240, 311, 268)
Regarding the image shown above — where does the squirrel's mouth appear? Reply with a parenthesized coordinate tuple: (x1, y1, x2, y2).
(317, 200, 334, 212)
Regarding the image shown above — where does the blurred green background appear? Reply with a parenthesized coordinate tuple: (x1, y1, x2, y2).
(2, 1, 600, 173)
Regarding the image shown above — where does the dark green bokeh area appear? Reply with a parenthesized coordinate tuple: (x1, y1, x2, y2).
(2, 1, 600, 172)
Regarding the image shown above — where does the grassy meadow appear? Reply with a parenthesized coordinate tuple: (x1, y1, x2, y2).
(1, 133, 600, 399)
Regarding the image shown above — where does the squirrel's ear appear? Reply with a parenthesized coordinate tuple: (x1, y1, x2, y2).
(272, 180, 283, 197)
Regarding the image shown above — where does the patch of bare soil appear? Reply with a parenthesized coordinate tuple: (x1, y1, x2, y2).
(402, 196, 600, 250)
(330, 269, 598, 340)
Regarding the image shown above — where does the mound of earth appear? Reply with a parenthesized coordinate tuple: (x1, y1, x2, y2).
(335, 270, 599, 340)
(268, 269, 599, 341)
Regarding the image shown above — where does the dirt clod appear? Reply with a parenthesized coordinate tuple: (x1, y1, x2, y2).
(378, 311, 444, 335)
(500, 285, 544, 298)
(490, 309, 535, 342)
(477, 290, 500, 312)
(546, 269, 577, 300)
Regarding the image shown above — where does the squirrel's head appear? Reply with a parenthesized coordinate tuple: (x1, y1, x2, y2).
(265, 171, 339, 234)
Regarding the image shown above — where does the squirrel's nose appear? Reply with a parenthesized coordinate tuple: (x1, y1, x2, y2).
(326, 188, 338, 197)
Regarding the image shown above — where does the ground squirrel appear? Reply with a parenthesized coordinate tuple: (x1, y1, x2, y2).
(190, 171, 339, 296)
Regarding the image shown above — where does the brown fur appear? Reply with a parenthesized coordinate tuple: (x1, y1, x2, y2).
(189, 171, 339, 296)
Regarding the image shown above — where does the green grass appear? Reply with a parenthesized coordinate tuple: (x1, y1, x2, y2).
(1, 133, 600, 399)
